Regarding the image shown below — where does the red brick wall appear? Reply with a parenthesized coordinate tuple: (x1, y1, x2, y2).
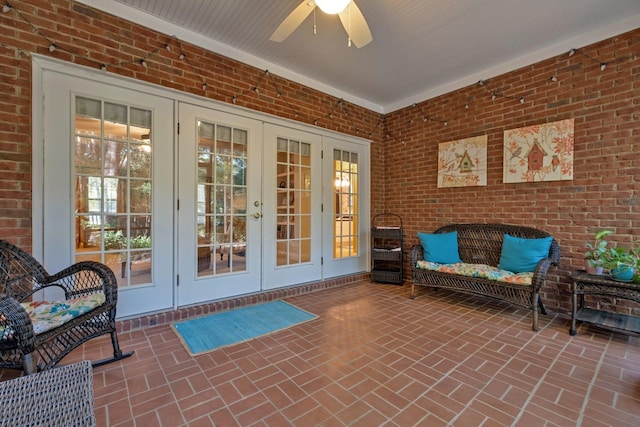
(0, 0, 384, 251)
(384, 29, 640, 314)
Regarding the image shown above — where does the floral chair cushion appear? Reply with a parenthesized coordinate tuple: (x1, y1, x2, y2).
(21, 293, 106, 335)
(416, 261, 534, 285)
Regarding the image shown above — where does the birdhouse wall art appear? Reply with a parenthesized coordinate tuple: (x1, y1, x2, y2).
(438, 135, 487, 188)
(503, 119, 574, 183)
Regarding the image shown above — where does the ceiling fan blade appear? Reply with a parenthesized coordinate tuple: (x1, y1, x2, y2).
(338, 1, 373, 48)
(270, 1, 315, 42)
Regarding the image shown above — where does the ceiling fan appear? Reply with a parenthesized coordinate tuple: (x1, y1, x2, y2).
(270, 0, 373, 48)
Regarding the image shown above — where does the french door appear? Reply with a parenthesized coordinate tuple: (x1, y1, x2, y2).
(262, 124, 323, 288)
(322, 136, 370, 277)
(177, 104, 262, 305)
(41, 70, 174, 317)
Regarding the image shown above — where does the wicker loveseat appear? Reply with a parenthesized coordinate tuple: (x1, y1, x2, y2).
(0, 240, 133, 374)
(411, 224, 560, 331)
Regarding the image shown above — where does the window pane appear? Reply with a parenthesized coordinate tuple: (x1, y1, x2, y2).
(333, 149, 358, 258)
(197, 120, 249, 276)
(233, 129, 248, 156)
(75, 137, 102, 175)
(103, 140, 128, 176)
(105, 102, 127, 125)
(76, 97, 101, 120)
(74, 97, 154, 288)
(130, 144, 151, 178)
(275, 137, 312, 267)
(130, 180, 151, 213)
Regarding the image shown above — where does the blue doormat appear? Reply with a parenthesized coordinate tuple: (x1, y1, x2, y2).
(171, 301, 318, 356)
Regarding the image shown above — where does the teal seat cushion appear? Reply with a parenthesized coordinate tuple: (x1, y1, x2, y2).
(498, 234, 552, 273)
(418, 231, 462, 264)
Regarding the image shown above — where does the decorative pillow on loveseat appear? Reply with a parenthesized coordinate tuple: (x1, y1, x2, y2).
(498, 234, 552, 273)
(417, 231, 462, 264)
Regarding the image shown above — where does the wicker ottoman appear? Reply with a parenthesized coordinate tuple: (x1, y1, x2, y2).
(0, 360, 96, 427)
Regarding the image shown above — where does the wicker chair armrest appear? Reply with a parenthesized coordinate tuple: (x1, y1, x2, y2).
(0, 296, 36, 354)
(46, 261, 118, 304)
(411, 245, 423, 269)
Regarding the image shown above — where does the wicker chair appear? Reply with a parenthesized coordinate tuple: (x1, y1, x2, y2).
(0, 240, 133, 374)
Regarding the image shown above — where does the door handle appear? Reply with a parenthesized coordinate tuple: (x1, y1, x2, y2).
(252, 212, 262, 219)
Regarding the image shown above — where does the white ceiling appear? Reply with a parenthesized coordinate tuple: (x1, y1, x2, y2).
(77, 0, 640, 113)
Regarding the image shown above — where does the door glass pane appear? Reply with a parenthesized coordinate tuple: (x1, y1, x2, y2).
(197, 121, 248, 277)
(334, 149, 359, 258)
(74, 96, 153, 288)
(276, 139, 311, 266)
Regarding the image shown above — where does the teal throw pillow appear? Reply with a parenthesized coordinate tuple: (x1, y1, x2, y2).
(417, 231, 462, 264)
(498, 234, 552, 273)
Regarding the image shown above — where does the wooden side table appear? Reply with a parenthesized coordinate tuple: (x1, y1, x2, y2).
(569, 270, 640, 336)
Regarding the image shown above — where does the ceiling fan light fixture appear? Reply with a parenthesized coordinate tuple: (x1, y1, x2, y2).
(271, 0, 370, 48)
(315, 0, 350, 15)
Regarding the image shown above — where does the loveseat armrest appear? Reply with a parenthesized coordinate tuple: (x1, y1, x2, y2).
(47, 261, 119, 305)
(531, 256, 558, 292)
(411, 245, 424, 270)
(548, 238, 561, 266)
(0, 296, 36, 355)
(530, 238, 560, 291)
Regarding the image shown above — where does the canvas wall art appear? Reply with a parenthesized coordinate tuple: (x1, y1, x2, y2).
(503, 119, 574, 183)
(437, 135, 487, 188)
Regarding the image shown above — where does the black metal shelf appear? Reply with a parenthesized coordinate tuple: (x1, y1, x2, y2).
(371, 213, 403, 285)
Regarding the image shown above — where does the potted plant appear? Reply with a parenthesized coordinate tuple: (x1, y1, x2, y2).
(584, 229, 612, 275)
(633, 244, 640, 284)
(600, 245, 638, 282)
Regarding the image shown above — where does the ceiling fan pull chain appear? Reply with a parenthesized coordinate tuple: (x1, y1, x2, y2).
(313, 7, 317, 35)
(347, 2, 352, 47)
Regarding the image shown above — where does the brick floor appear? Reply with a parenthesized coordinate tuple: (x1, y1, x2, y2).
(3, 280, 640, 426)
